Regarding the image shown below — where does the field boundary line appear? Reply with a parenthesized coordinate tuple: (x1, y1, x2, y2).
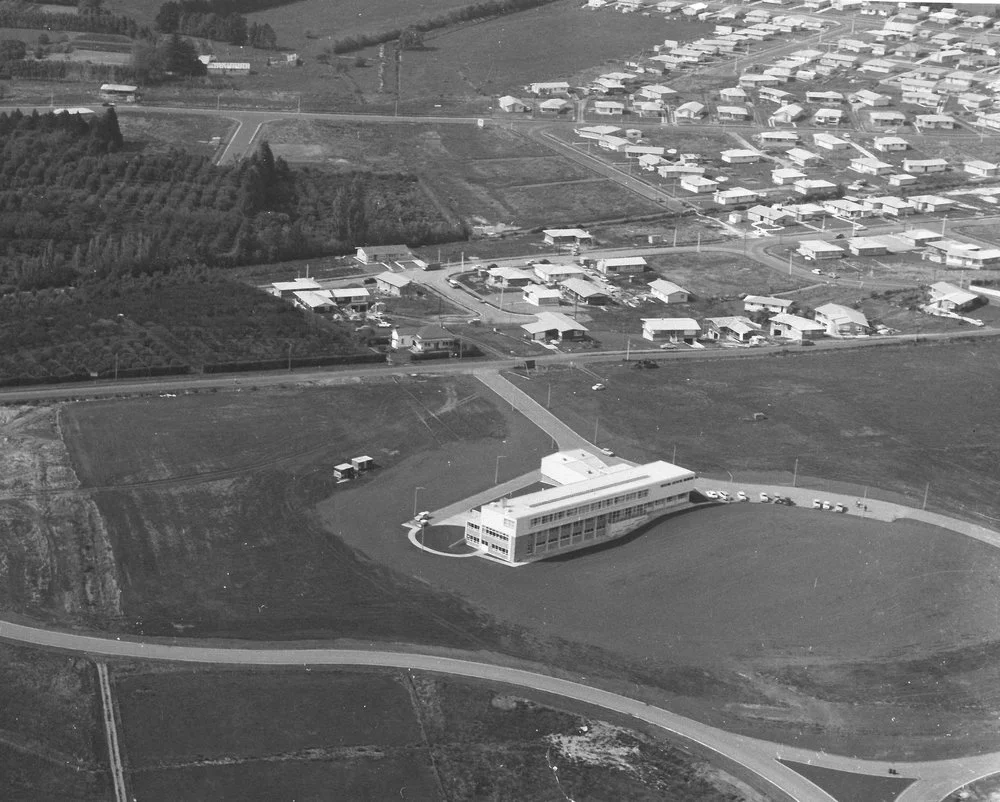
(96, 662, 128, 802)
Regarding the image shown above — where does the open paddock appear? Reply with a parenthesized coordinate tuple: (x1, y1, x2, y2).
(118, 669, 422, 763)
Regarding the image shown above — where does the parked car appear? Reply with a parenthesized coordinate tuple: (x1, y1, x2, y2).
(821, 500, 833, 510)
(592, 383, 606, 391)
(774, 496, 794, 506)
(736, 491, 749, 502)
(600, 447, 615, 457)
(813, 499, 823, 509)
(717, 491, 731, 502)
(759, 492, 771, 503)
(704, 490, 719, 499)
(834, 503, 848, 513)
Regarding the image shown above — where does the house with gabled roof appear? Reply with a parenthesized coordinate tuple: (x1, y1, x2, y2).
(744, 294, 793, 314)
(521, 311, 588, 341)
(814, 303, 870, 336)
(928, 281, 981, 312)
(412, 325, 457, 353)
(704, 316, 762, 342)
(560, 278, 610, 305)
(641, 318, 701, 343)
(769, 313, 825, 341)
(374, 272, 414, 296)
(648, 279, 691, 304)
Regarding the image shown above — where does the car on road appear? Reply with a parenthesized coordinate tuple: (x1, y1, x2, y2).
(811, 268, 823, 274)
(599, 447, 615, 457)
(704, 490, 719, 499)
(415, 511, 431, 522)
(592, 383, 606, 391)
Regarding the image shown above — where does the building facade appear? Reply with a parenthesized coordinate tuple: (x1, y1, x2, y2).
(464, 453, 696, 564)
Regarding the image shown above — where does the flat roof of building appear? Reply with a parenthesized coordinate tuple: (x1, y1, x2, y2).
(488, 460, 694, 518)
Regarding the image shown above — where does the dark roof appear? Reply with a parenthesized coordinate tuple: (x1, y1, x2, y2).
(415, 325, 453, 339)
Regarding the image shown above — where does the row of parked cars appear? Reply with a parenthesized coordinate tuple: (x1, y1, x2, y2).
(705, 490, 849, 513)
(812, 499, 848, 513)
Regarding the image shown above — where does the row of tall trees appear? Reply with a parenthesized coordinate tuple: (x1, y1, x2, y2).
(154, 1, 274, 46)
(0, 115, 467, 289)
(0, 5, 148, 38)
(331, 0, 561, 53)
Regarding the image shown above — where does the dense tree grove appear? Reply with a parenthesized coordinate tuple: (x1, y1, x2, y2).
(331, 0, 561, 53)
(154, 0, 272, 46)
(0, 6, 148, 38)
(0, 112, 467, 290)
(131, 34, 206, 82)
(0, 268, 372, 384)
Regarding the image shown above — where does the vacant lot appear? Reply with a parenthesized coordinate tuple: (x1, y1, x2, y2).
(262, 119, 663, 227)
(58, 378, 549, 642)
(116, 110, 236, 158)
(117, 666, 757, 802)
(0, 644, 104, 801)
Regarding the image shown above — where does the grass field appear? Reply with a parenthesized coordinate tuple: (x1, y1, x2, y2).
(0, 644, 104, 801)
(117, 666, 759, 802)
(115, 110, 236, 157)
(262, 119, 663, 227)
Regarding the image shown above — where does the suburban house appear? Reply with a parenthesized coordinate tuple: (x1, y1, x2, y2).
(812, 132, 850, 151)
(769, 313, 826, 341)
(675, 101, 707, 120)
(499, 96, 530, 113)
(925, 245, 1000, 269)
(908, 195, 955, 213)
(914, 114, 956, 130)
(868, 110, 907, 129)
(785, 202, 826, 221)
(772, 167, 807, 185)
(270, 277, 321, 298)
(847, 237, 889, 256)
(714, 187, 759, 206)
(538, 98, 571, 114)
(703, 316, 762, 342)
(869, 196, 915, 216)
(648, 278, 691, 304)
(793, 179, 838, 198)
(902, 158, 948, 174)
(356, 244, 412, 264)
(850, 89, 891, 107)
(560, 278, 611, 305)
(523, 285, 563, 306)
(391, 326, 419, 350)
(717, 105, 752, 121)
(898, 228, 944, 247)
(787, 147, 822, 166)
(758, 130, 800, 145)
(814, 303, 870, 336)
(680, 175, 720, 193)
(291, 290, 336, 314)
(412, 325, 457, 353)
(806, 90, 844, 104)
(597, 256, 647, 275)
(873, 135, 909, 152)
(823, 199, 867, 219)
(758, 86, 794, 104)
(965, 160, 1000, 178)
(798, 239, 845, 259)
(489, 266, 536, 288)
(543, 228, 593, 247)
(747, 205, 793, 225)
(329, 287, 371, 312)
(594, 100, 626, 115)
(207, 62, 250, 76)
(770, 104, 806, 124)
(637, 84, 677, 100)
(850, 157, 895, 176)
(521, 312, 588, 341)
(887, 173, 918, 187)
(374, 272, 414, 296)
(529, 81, 571, 95)
(641, 318, 701, 343)
(927, 281, 981, 312)
(719, 86, 749, 102)
(721, 148, 761, 164)
(532, 262, 586, 283)
(743, 294, 793, 314)
(813, 108, 845, 125)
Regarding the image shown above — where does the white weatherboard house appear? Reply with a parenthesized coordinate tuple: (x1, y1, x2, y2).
(464, 451, 696, 564)
(521, 311, 588, 341)
(814, 303, 870, 336)
(648, 279, 690, 304)
(743, 295, 792, 314)
(928, 282, 980, 313)
(356, 244, 412, 264)
(597, 256, 647, 275)
(769, 313, 825, 341)
(641, 317, 701, 343)
(704, 316, 761, 342)
(798, 240, 845, 260)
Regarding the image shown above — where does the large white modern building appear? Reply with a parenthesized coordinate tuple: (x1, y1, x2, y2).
(464, 451, 696, 564)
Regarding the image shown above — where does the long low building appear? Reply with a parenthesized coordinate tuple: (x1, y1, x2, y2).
(464, 451, 696, 564)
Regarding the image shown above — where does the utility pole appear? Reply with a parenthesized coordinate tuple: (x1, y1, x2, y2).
(922, 482, 930, 510)
(792, 458, 798, 487)
(546, 383, 552, 409)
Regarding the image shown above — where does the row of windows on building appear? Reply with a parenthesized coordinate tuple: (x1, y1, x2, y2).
(466, 533, 509, 555)
(528, 488, 652, 528)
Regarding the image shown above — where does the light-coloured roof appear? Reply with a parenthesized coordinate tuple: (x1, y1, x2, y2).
(560, 278, 607, 298)
(521, 311, 589, 334)
(330, 287, 370, 299)
(744, 295, 793, 308)
(544, 228, 592, 238)
(799, 239, 845, 253)
(648, 278, 689, 295)
(293, 290, 335, 308)
(272, 278, 321, 292)
(815, 303, 869, 327)
(705, 316, 761, 335)
(642, 317, 701, 331)
(375, 272, 412, 288)
(599, 256, 647, 267)
(770, 313, 826, 331)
